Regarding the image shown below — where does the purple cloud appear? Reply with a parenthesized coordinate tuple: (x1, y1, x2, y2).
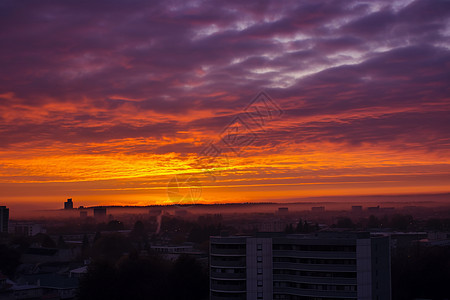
(0, 0, 448, 157)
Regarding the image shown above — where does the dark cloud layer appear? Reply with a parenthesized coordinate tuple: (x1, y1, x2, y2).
(0, 0, 449, 154)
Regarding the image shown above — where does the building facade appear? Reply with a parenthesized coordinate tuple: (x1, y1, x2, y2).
(0, 206, 9, 233)
(210, 232, 390, 300)
(8, 222, 45, 236)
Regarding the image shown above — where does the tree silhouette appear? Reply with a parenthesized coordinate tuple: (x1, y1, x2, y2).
(81, 234, 90, 259)
(169, 255, 209, 300)
(336, 217, 355, 229)
(78, 255, 209, 300)
(0, 244, 21, 277)
(91, 233, 132, 263)
(367, 215, 380, 229)
(296, 218, 303, 232)
(57, 235, 66, 248)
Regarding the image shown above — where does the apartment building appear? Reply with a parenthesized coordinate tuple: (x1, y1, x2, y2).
(210, 232, 390, 300)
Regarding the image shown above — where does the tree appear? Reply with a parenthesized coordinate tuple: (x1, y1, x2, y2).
(303, 221, 310, 233)
(79, 256, 172, 300)
(0, 244, 21, 277)
(284, 224, 294, 234)
(296, 218, 303, 232)
(106, 220, 125, 231)
(367, 215, 380, 229)
(169, 255, 208, 300)
(93, 232, 102, 244)
(116, 256, 170, 300)
(336, 217, 355, 229)
(426, 218, 443, 231)
(130, 221, 148, 250)
(91, 233, 132, 263)
(392, 245, 450, 299)
(390, 214, 413, 231)
(81, 234, 90, 259)
(131, 221, 146, 237)
(188, 224, 222, 243)
(33, 233, 56, 248)
(57, 236, 66, 248)
(78, 260, 118, 300)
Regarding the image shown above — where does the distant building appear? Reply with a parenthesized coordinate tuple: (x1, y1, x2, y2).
(243, 221, 288, 233)
(311, 206, 325, 212)
(9, 222, 45, 236)
(69, 266, 88, 278)
(17, 273, 79, 299)
(11, 284, 42, 300)
(64, 198, 73, 210)
(150, 244, 203, 261)
(0, 206, 9, 233)
(380, 207, 395, 213)
(93, 207, 107, 219)
(388, 232, 427, 252)
(277, 207, 288, 215)
(367, 206, 380, 213)
(22, 247, 79, 264)
(351, 205, 363, 213)
(210, 232, 391, 300)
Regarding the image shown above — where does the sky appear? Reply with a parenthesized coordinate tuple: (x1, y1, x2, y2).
(0, 0, 449, 212)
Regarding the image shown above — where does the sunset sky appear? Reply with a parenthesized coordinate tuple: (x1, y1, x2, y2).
(1, 0, 449, 212)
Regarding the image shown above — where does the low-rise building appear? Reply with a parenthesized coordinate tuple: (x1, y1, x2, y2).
(0, 206, 9, 233)
(8, 222, 45, 236)
(150, 244, 204, 260)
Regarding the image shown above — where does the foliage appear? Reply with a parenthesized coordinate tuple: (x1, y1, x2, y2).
(0, 244, 21, 277)
(91, 233, 132, 263)
(78, 255, 208, 300)
(392, 245, 450, 299)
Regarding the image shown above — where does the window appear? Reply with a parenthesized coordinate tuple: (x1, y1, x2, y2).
(257, 268, 263, 274)
(257, 256, 263, 262)
(257, 292, 263, 299)
(257, 244, 263, 250)
(257, 280, 263, 286)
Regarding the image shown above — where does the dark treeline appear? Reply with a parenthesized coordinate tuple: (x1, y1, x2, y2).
(78, 220, 209, 300)
(392, 245, 450, 299)
(332, 214, 450, 231)
(78, 254, 208, 300)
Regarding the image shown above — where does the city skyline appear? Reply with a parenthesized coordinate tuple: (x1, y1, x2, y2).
(1, 0, 450, 212)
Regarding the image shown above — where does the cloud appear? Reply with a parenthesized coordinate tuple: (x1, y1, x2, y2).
(0, 0, 449, 204)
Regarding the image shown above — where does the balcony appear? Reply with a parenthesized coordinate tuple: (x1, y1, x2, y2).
(211, 279, 246, 292)
(272, 262, 356, 272)
(210, 248, 246, 256)
(272, 274, 356, 285)
(211, 271, 246, 280)
(210, 256, 246, 268)
(273, 286, 357, 299)
(272, 250, 356, 259)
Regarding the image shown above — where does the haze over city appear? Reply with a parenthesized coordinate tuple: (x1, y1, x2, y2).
(1, 0, 449, 212)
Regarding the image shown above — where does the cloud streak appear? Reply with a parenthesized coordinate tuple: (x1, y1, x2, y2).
(0, 0, 449, 207)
